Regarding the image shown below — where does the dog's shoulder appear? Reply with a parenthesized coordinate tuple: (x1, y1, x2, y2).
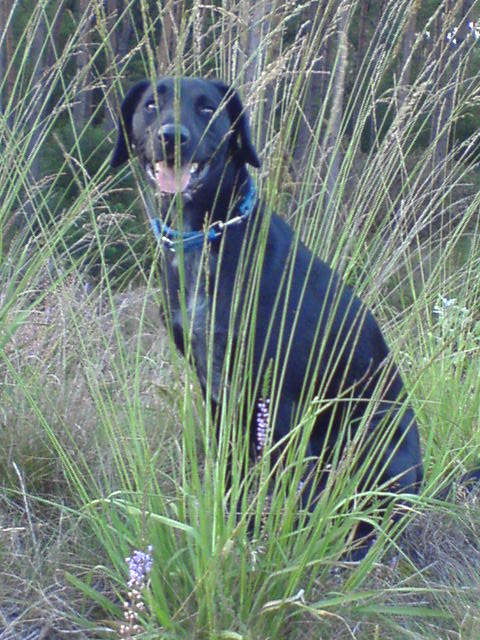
(264, 210, 338, 294)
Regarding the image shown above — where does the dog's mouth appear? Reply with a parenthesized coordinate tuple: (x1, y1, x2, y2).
(146, 160, 209, 195)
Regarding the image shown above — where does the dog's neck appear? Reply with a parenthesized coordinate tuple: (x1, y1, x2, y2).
(143, 162, 257, 253)
(151, 174, 256, 253)
(172, 163, 253, 232)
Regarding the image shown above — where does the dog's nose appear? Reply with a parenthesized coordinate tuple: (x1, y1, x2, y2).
(158, 123, 190, 152)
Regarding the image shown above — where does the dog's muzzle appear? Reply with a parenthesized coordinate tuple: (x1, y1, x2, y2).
(146, 160, 209, 194)
(144, 123, 210, 195)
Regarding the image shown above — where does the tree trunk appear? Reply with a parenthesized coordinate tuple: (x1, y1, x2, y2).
(106, 0, 134, 64)
(367, 0, 387, 150)
(0, 1, 4, 114)
(350, 0, 369, 133)
(45, 0, 67, 71)
(325, 1, 350, 208)
(103, 0, 134, 133)
(397, 0, 418, 115)
(158, 0, 182, 73)
(429, 0, 473, 200)
(0, 0, 15, 115)
(242, 0, 274, 148)
(243, 0, 273, 86)
(293, 1, 328, 171)
(73, 0, 93, 129)
(22, 6, 46, 226)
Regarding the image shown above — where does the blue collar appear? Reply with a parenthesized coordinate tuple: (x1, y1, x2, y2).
(150, 177, 256, 253)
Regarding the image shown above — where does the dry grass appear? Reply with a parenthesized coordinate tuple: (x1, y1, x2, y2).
(0, 275, 183, 638)
(1, 275, 480, 639)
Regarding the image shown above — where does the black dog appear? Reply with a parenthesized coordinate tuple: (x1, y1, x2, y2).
(111, 77, 423, 556)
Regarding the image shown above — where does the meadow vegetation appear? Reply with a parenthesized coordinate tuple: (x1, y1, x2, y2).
(1, 1, 480, 637)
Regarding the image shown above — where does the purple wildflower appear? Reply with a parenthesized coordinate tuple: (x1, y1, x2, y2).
(296, 480, 305, 496)
(471, 24, 480, 40)
(256, 397, 270, 454)
(126, 546, 153, 588)
(120, 546, 153, 639)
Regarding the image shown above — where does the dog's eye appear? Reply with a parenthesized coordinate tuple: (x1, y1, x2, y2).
(144, 101, 157, 113)
(199, 105, 215, 116)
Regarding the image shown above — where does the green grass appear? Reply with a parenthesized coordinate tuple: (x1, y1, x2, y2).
(1, 0, 480, 638)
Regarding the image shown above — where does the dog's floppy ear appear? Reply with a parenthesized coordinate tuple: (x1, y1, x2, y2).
(213, 81, 261, 168)
(111, 80, 151, 168)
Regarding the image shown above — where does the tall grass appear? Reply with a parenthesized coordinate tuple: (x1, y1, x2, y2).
(1, 0, 480, 638)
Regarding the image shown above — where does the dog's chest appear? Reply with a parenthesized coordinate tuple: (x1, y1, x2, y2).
(165, 250, 226, 401)
(169, 251, 208, 332)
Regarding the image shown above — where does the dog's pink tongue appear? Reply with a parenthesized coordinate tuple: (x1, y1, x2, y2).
(155, 162, 191, 193)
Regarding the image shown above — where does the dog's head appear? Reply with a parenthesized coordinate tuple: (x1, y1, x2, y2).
(111, 77, 260, 205)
